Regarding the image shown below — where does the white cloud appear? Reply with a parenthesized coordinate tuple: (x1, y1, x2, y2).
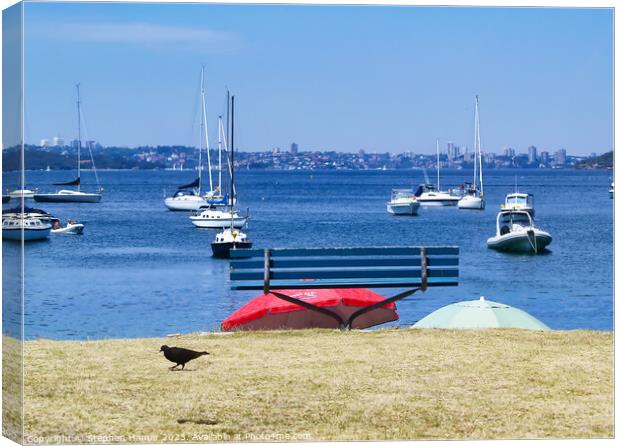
(31, 22, 242, 53)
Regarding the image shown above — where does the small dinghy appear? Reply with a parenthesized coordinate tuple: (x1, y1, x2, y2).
(487, 210, 551, 254)
(51, 219, 84, 235)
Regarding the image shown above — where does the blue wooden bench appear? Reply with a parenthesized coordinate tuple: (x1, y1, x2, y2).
(229, 246, 459, 329)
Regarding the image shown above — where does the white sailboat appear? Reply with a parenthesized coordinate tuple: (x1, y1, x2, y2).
(211, 94, 253, 258)
(164, 67, 212, 211)
(34, 84, 102, 203)
(415, 139, 459, 206)
(459, 95, 485, 210)
(191, 91, 248, 230)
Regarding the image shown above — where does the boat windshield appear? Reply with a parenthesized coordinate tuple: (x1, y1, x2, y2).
(499, 212, 531, 226)
(505, 195, 532, 207)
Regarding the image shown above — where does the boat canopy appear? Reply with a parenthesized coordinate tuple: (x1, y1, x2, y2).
(53, 177, 80, 186)
(3, 206, 50, 215)
(505, 193, 533, 207)
(177, 178, 200, 190)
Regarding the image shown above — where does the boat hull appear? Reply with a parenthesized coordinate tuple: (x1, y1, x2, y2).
(458, 196, 485, 210)
(191, 216, 247, 229)
(34, 193, 101, 203)
(211, 241, 253, 258)
(487, 230, 552, 253)
(164, 197, 207, 211)
(51, 223, 84, 235)
(418, 197, 459, 207)
(387, 202, 420, 215)
(3, 227, 51, 241)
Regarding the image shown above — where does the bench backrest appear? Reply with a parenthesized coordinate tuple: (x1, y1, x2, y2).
(229, 246, 459, 293)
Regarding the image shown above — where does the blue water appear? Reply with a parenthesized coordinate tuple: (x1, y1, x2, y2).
(2, 168, 614, 339)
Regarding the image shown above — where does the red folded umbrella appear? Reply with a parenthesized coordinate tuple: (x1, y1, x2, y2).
(221, 288, 398, 331)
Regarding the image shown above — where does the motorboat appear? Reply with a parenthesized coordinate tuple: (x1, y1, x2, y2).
(2, 215, 52, 241)
(33, 84, 103, 203)
(487, 210, 551, 254)
(500, 192, 534, 216)
(458, 95, 485, 210)
(387, 189, 420, 215)
(51, 219, 84, 235)
(3, 206, 84, 235)
(414, 184, 460, 206)
(9, 189, 35, 199)
(211, 227, 253, 258)
(164, 187, 207, 211)
(34, 189, 102, 203)
(609, 181, 614, 199)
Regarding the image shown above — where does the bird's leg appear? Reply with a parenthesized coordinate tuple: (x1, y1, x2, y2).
(169, 364, 179, 371)
(181, 363, 185, 371)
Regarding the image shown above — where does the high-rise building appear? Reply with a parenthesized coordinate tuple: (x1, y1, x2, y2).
(555, 148, 567, 166)
(40, 139, 50, 147)
(540, 151, 550, 163)
(503, 147, 516, 157)
(53, 136, 64, 147)
(446, 142, 455, 160)
(290, 142, 298, 154)
(528, 145, 538, 163)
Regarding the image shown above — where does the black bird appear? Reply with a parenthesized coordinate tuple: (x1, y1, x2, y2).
(160, 345, 209, 370)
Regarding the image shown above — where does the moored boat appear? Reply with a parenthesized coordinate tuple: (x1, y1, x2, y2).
(458, 95, 485, 210)
(387, 189, 420, 215)
(487, 210, 551, 253)
(190, 206, 248, 229)
(211, 228, 253, 258)
(2, 215, 52, 241)
(9, 189, 35, 199)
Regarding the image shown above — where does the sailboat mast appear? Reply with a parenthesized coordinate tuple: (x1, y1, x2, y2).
(199, 69, 203, 194)
(76, 83, 81, 192)
(436, 139, 440, 191)
(473, 96, 478, 191)
(477, 95, 484, 196)
(218, 115, 222, 194)
(201, 66, 213, 193)
(231, 96, 235, 208)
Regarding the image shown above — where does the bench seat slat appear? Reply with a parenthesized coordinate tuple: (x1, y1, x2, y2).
(230, 277, 458, 291)
(230, 256, 459, 269)
(231, 267, 458, 281)
(229, 246, 459, 258)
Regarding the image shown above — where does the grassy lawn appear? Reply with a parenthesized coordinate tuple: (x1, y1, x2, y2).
(14, 329, 614, 442)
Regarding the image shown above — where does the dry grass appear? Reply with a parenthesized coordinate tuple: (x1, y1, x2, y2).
(16, 329, 614, 443)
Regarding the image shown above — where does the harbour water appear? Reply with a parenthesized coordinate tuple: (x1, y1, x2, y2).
(2, 168, 613, 339)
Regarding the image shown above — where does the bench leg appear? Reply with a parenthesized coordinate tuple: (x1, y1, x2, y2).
(271, 291, 346, 327)
(343, 287, 422, 330)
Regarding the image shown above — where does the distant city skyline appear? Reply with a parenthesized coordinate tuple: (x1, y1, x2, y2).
(7, 2, 614, 155)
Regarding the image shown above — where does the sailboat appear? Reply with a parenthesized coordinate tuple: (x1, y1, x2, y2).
(458, 95, 485, 210)
(414, 139, 459, 206)
(191, 92, 248, 229)
(34, 84, 102, 203)
(211, 94, 252, 258)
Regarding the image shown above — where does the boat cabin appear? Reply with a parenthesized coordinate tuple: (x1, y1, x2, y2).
(501, 193, 534, 213)
(496, 210, 534, 235)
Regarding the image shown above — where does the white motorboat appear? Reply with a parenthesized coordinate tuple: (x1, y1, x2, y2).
(51, 220, 84, 235)
(33, 84, 103, 203)
(211, 227, 252, 258)
(9, 189, 35, 199)
(458, 95, 485, 210)
(2, 215, 52, 241)
(387, 189, 420, 215)
(609, 181, 614, 198)
(487, 210, 551, 253)
(500, 192, 534, 216)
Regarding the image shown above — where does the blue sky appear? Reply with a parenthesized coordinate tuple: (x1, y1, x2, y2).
(19, 2, 613, 155)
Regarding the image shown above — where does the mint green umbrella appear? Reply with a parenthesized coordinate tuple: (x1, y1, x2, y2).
(412, 296, 550, 330)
